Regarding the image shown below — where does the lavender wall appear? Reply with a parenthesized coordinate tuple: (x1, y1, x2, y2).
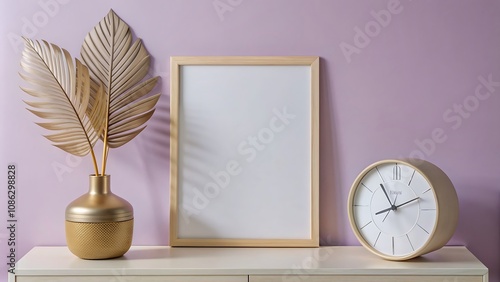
(1, 0, 499, 281)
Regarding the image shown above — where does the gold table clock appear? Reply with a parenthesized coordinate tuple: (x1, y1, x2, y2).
(347, 159, 459, 260)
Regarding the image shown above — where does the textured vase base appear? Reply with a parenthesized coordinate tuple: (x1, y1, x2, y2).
(65, 219, 133, 260)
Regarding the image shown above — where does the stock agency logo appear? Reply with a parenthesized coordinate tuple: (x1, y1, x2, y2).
(7, 0, 71, 53)
(181, 107, 295, 221)
(339, 0, 404, 63)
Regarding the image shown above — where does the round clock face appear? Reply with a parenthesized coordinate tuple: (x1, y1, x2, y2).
(349, 162, 438, 258)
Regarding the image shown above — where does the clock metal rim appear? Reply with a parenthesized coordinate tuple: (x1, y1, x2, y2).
(347, 159, 441, 261)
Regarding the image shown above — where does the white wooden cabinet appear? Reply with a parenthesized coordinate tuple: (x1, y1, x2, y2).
(9, 246, 488, 282)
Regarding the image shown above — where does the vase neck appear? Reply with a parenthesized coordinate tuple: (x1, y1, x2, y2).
(88, 175, 111, 195)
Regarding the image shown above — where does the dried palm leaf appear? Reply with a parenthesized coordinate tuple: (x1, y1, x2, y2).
(20, 38, 107, 175)
(80, 9, 160, 174)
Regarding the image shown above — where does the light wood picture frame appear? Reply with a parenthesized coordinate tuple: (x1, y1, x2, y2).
(170, 56, 319, 247)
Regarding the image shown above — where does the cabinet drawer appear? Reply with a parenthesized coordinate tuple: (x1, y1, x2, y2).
(250, 275, 484, 282)
(16, 276, 248, 282)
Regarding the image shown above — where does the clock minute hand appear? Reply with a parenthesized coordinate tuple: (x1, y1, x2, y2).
(395, 197, 420, 209)
(376, 196, 419, 215)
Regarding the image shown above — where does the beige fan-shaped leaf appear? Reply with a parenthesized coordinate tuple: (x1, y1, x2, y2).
(19, 39, 107, 174)
(80, 9, 160, 151)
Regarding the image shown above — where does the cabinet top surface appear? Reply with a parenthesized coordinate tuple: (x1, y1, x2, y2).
(14, 246, 487, 276)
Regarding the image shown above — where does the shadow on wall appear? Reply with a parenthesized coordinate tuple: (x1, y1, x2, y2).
(454, 185, 499, 282)
(143, 93, 171, 162)
(140, 54, 171, 162)
(134, 91, 171, 243)
(319, 58, 345, 245)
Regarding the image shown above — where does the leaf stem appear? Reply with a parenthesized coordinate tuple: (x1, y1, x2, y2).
(101, 81, 111, 176)
(101, 143, 109, 176)
(101, 117, 109, 176)
(101, 14, 116, 176)
(89, 148, 99, 176)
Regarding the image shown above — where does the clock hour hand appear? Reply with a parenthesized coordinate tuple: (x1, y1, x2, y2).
(380, 183, 393, 206)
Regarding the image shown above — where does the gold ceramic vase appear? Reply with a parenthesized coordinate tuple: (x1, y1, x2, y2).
(65, 175, 133, 259)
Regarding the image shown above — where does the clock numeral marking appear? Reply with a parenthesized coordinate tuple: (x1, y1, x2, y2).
(360, 221, 372, 230)
(392, 164, 401, 180)
(373, 232, 381, 247)
(392, 236, 395, 255)
(354, 204, 368, 207)
(408, 170, 416, 186)
(375, 167, 385, 182)
(422, 188, 432, 195)
(417, 223, 429, 234)
(361, 183, 373, 193)
(421, 208, 436, 211)
(406, 234, 415, 251)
